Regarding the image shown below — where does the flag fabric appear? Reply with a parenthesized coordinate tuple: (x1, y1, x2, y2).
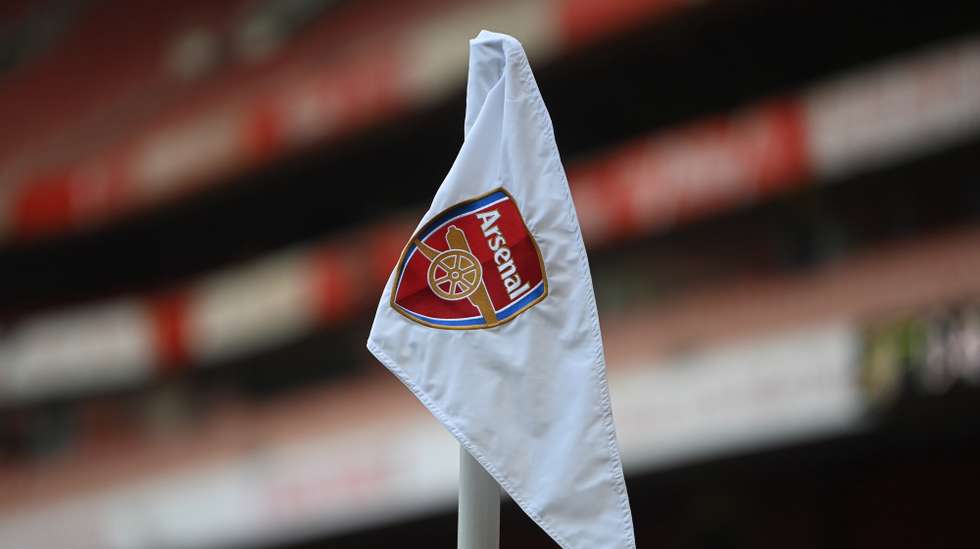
(367, 30, 636, 548)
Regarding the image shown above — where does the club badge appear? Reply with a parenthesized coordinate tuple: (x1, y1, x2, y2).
(391, 188, 547, 329)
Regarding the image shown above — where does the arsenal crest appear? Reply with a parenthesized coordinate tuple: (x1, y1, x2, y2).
(391, 188, 547, 329)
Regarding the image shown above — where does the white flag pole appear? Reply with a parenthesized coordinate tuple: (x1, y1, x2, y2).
(457, 445, 500, 548)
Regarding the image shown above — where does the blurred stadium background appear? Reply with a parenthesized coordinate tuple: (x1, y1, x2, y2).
(3, 0, 980, 547)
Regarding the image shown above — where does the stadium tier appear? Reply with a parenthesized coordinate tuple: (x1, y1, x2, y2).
(3, 224, 980, 547)
(0, 0, 693, 242)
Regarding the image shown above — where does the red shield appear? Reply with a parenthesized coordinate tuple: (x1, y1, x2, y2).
(391, 188, 547, 329)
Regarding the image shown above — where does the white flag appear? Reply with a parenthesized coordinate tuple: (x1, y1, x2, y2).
(367, 30, 636, 548)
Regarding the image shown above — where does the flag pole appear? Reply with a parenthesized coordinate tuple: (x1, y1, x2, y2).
(458, 445, 500, 549)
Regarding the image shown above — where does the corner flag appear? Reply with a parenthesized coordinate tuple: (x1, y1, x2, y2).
(367, 30, 636, 548)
